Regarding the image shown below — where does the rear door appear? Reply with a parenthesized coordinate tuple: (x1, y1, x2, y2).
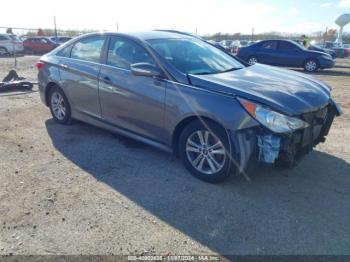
(31, 39, 42, 52)
(58, 36, 106, 118)
(256, 41, 279, 65)
(276, 41, 304, 67)
(98, 36, 167, 142)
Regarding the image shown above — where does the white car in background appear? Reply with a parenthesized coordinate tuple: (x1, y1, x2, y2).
(0, 34, 24, 55)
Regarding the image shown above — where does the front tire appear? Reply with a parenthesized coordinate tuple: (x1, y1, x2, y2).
(304, 59, 319, 72)
(179, 120, 232, 183)
(48, 86, 72, 124)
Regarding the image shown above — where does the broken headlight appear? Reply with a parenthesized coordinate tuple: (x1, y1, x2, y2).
(238, 98, 309, 133)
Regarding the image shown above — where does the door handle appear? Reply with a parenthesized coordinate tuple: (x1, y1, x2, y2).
(101, 76, 112, 84)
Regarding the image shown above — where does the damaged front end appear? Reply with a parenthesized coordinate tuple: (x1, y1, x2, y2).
(232, 99, 342, 172)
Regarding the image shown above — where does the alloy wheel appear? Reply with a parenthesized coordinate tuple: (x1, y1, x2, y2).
(305, 60, 317, 72)
(248, 57, 258, 65)
(51, 92, 66, 121)
(186, 130, 226, 175)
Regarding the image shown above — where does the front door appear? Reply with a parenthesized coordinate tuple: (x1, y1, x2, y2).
(276, 41, 304, 67)
(98, 36, 166, 142)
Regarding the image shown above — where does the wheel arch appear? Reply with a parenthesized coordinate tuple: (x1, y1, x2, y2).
(171, 115, 229, 156)
(45, 82, 62, 106)
(303, 57, 320, 67)
(248, 55, 258, 62)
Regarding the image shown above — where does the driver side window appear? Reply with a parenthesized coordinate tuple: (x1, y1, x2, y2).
(107, 37, 155, 70)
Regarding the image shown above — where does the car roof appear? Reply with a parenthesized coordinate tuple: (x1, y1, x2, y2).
(81, 31, 193, 41)
(126, 31, 193, 40)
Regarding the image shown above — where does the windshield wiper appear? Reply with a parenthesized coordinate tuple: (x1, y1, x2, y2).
(192, 71, 213, 75)
(221, 67, 243, 73)
(192, 67, 243, 75)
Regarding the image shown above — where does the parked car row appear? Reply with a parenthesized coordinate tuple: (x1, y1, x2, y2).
(154, 32, 344, 73)
(323, 42, 349, 58)
(217, 39, 255, 53)
(0, 34, 73, 55)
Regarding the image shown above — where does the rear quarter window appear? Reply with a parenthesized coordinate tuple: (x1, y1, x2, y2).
(56, 45, 73, 57)
(71, 37, 105, 63)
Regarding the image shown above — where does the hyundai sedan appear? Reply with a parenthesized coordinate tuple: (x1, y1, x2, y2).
(37, 31, 341, 183)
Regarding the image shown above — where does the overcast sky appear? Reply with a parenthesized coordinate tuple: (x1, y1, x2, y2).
(1, 0, 350, 35)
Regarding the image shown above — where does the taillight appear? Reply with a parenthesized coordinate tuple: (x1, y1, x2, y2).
(236, 48, 240, 55)
(36, 61, 45, 70)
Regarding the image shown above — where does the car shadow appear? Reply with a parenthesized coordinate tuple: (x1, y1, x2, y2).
(45, 119, 350, 254)
(334, 65, 350, 69)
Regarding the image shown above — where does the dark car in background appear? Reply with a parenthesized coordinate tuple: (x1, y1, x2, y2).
(308, 44, 336, 59)
(237, 39, 334, 72)
(23, 37, 59, 54)
(324, 42, 349, 58)
(293, 40, 337, 60)
(37, 31, 341, 183)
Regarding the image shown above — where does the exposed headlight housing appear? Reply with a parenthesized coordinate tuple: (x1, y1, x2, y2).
(238, 98, 309, 133)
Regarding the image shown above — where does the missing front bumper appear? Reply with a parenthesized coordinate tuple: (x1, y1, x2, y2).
(232, 102, 340, 172)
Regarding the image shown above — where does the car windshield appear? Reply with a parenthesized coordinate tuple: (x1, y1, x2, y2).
(148, 38, 244, 75)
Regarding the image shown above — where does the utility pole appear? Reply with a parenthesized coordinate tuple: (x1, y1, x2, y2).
(53, 16, 58, 43)
(251, 27, 254, 42)
(116, 22, 119, 31)
(196, 28, 198, 35)
(13, 42, 17, 69)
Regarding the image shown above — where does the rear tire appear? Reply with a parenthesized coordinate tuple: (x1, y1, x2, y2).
(179, 120, 232, 183)
(248, 56, 258, 65)
(304, 59, 319, 72)
(48, 86, 72, 124)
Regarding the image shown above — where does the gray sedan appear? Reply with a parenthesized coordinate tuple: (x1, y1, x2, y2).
(37, 31, 340, 183)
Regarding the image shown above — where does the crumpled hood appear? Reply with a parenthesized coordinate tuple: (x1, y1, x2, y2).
(188, 64, 331, 116)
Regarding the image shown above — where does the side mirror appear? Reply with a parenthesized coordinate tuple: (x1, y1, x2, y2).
(130, 63, 163, 78)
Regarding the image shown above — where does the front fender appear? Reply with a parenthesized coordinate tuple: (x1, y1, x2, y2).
(164, 80, 260, 145)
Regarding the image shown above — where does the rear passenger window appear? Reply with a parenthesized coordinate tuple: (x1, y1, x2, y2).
(71, 37, 105, 63)
(107, 37, 155, 70)
(261, 41, 277, 50)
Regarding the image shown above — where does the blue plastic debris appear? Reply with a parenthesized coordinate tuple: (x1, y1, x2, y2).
(257, 134, 281, 163)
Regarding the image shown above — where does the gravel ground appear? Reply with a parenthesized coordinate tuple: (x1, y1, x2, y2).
(0, 55, 350, 256)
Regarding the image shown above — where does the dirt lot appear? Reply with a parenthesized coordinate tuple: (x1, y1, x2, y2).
(0, 55, 350, 256)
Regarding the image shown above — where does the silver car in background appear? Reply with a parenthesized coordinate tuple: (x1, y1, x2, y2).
(0, 34, 24, 55)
